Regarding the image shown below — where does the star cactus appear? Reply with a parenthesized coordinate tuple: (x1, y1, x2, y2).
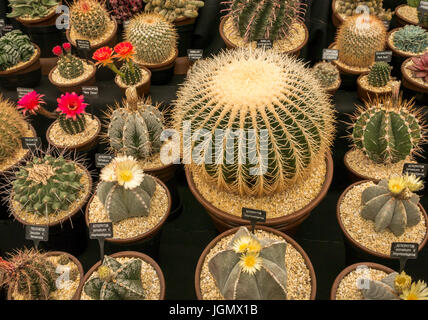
(406, 53, 428, 83)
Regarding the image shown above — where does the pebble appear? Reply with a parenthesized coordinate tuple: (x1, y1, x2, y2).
(48, 114, 99, 147)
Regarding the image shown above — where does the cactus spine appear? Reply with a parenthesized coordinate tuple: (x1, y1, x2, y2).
(83, 255, 144, 300)
(367, 62, 391, 87)
(125, 13, 178, 64)
(59, 113, 86, 135)
(173, 49, 335, 197)
(393, 25, 428, 54)
(57, 49, 84, 80)
(70, 0, 109, 40)
(0, 30, 35, 71)
(209, 227, 287, 300)
(336, 14, 387, 68)
(313, 62, 340, 88)
(120, 61, 142, 86)
(7, 0, 58, 19)
(144, 0, 205, 21)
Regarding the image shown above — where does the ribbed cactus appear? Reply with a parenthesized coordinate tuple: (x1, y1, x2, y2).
(360, 272, 400, 300)
(70, 0, 109, 40)
(97, 156, 157, 223)
(0, 30, 35, 71)
(125, 13, 178, 64)
(335, 0, 393, 21)
(224, 0, 306, 42)
(361, 174, 423, 236)
(209, 227, 287, 300)
(144, 0, 204, 22)
(56, 92, 88, 135)
(59, 114, 86, 135)
(12, 155, 83, 216)
(313, 62, 340, 88)
(56, 48, 84, 80)
(107, 87, 164, 160)
(336, 14, 387, 68)
(393, 25, 428, 54)
(7, 0, 58, 19)
(367, 62, 391, 87)
(174, 49, 335, 197)
(0, 248, 57, 300)
(83, 255, 144, 300)
(120, 61, 142, 86)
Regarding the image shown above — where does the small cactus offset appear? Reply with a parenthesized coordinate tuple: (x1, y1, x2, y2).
(393, 25, 428, 54)
(209, 227, 287, 300)
(7, 0, 59, 19)
(70, 0, 110, 40)
(361, 174, 423, 236)
(0, 248, 57, 300)
(335, 0, 392, 21)
(125, 13, 178, 64)
(96, 155, 157, 223)
(144, 0, 204, 22)
(11, 154, 83, 216)
(367, 62, 392, 87)
(0, 30, 35, 71)
(336, 14, 387, 68)
(313, 62, 340, 88)
(83, 255, 144, 300)
(406, 53, 428, 83)
(56, 92, 88, 135)
(52, 43, 84, 80)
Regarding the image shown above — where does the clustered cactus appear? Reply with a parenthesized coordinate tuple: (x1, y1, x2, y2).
(97, 155, 157, 223)
(144, 0, 205, 21)
(406, 53, 428, 83)
(336, 14, 387, 68)
(335, 0, 392, 21)
(0, 30, 35, 71)
(223, 0, 306, 42)
(70, 0, 110, 40)
(209, 227, 288, 300)
(52, 43, 84, 80)
(313, 62, 340, 88)
(0, 248, 57, 300)
(7, 0, 58, 19)
(393, 25, 428, 54)
(12, 155, 83, 216)
(108, 0, 144, 24)
(174, 49, 335, 197)
(125, 13, 178, 64)
(367, 61, 391, 87)
(83, 255, 144, 300)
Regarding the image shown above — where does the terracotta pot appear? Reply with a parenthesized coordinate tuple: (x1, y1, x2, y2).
(75, 251, 166, 300)
(401, 57, 428, 94)
(48, 61, 97, 94)
(331, 0, 344, 28)
(114, 65, 151, 97)
(7, 250, 85, 300)
(134, 48, 178, 85)
(387, 28, 428, 59)
(84, 175, 172, 246)
(186, 152, 334, 235)
(16, 3, 62, 26)
(174, 56, 192, 75)
(46, 115, 101, 152)
(219, 16, 308, 57)
(328, 42, 371, 75)
(356, 73, 393, 102)
(343, 150, 381, 183)
(194, 225, 317, 300)
(395, 4, 419, 28)
(330, 262, 395, 300)
(336, 180, 428, 260)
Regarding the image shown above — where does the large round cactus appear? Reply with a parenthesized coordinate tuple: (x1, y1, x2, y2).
(70, 0, 109, 40)
(174, 49, 335, 197)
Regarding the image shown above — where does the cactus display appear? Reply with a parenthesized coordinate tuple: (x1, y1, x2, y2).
(0, 248, 57, 300)
(108, 0, 144, 24)
(0, 30, 35, 71)
(11, 154, 83, 216)
(361, 174, 423, 236)
(143, 0, 204, 22)
(367, 61, 392, 87)
(335, 0, 392, 21)
(107, 87, 164, 160)
(125, 13, 178, 64)
(173, 48, 335, 197)
(7, 0, 59, 19)
(70, 0, 110, 40)
(209, 227, 287, 300)
(406, 52, 428, 83)
(336, 14, 387, 68)
(56, 92, 88, 135)
(96, 155, 157, 223)
(393, 25, 428, 54)
(313, 62, 340, 88)
(223, 0, 306, 42)
(52, 43, 84, 80)
(83, 255, 144, 300)
(351, 85, 425, 164)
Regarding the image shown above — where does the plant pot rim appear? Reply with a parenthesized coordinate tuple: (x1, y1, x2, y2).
(15, 2, 61, 25)
(194, 225, 317, 300)
(134, 48, 178, 70)
(0, 43, 41, 75)
(328, 42, 371, 75)
(48, 60, 97, 89)
(336, 179, 428, 259)
(387, 28, 428, 58)
(331, 0, 345, 25)
(219, 16, 308, 55)
(75, 250, 166, 300)
(113, 65, 152, 90)
(84, 174, 172, 244)
(330, 262, 395, 300)
(7, 250, 84, 300)
(66, 18, 118, 49)
(174, 16, 196, 25)
(395, 4, 418, 27)
(401, 57, 428, 92)
(356, 73, 393, 97)
(45, 114, 101, 151)
(10, 161, 93, 228)
(186, 152, 333, 227)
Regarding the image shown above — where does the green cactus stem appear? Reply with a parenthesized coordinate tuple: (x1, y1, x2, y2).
(367, 62, 392, 87)
(58, 113, 86, 135)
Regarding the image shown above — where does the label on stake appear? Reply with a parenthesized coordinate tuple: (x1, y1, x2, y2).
(242, 208, 266, 233)
(17, 87, 34, 99)
(402, 163, 428, 178)
(322, 49, 339, 61)
(76, 39, 91, 59)
(25, 225, 49, 249)
(390, 242, 418, 272)
(187, 49, 203, 61)
(21, 137, 41, 150)
(375, 51, 392, 62)
(89, 223, 113, 261)
(256, 39, 273, 49)
(95, 153, 114, 168)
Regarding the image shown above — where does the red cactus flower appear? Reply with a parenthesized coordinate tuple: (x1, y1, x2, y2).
(407, 53, 428, 83)
(62, 42, 72, 52)
(92, 46, 114, 67)
(113, 42, 135, 61)
(17, 91, 45, 115)
(56, 92, 87, 120)
(52, 45, 62, 56)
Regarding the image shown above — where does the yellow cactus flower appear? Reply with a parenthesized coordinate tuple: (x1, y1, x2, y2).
(394, 271, 412, 293)
(400, 280, 428, 300)
(388, 176, 406, 195)
(232, 236, 252, 253)
(247, 239, 262, 254)
(239, 253, 262, 275)
(404, 174, 424, 192)
(97, 265, 112, 281)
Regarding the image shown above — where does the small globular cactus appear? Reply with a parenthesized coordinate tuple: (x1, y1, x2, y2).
(406, 53, 428, 83)
(367, 61, 392, 87)
(56, 92, 88, 135)
(313, 62, 340, 88)
(96, 155, 157, 223)
(209, 227, 288, 300)
(53, 43, 84, 80)
(361, 174, 423, 236)
(83, 255, 145, 300)
(70, 0, 110, 40)
(0, 30, 35, 71)
(393, 25, 428, 54)
(144, 0, 204, 22)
